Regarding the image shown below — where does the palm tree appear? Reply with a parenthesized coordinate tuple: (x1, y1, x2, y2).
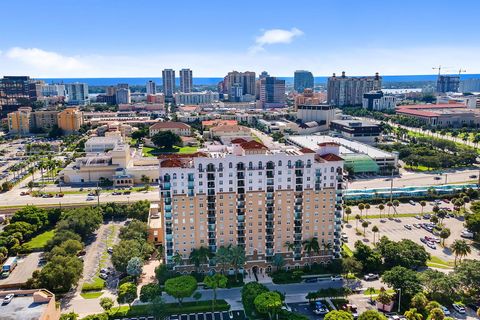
(451, 240, 471, 266)
(420, 201, 426, 214)
(322, 242, 333, 255)
(344, 207, 352, 222)
(392, 200, 400, 216)
(302, 237, 320, 267)
(372, 225, 379, 244)
(272, 253, 285, 271)
(386, 201, 393, 217)
(230, 245, 246, 282)
(27, 181, 34, 193)
(284, 241, 295, 255)
(439, 228, 451, 247)
(362, 221, 369, 238)
(38, 160, 46, 189)
(189, 246, 212, 274)
(358, 203, 365, 218)
(378, 204, 385, 219)
(172, 252, 183, 267)
(355, 214, 361, 229)
(364, 204, 371, 218)
(366, 287, 376, 303)
(215, 245, 232, 274)
(141, 175, 150, 191)
(404, 308, 423, 320)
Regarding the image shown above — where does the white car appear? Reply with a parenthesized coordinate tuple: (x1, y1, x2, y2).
(426, 241, 436, 249)
(452, 303, 466, 314)
(461, 230, 474, 239)
(440, 306, 450, 316)
(2, 294, 14, 304)
(86, 196, 95, 201)
(364, 273, 379, 281)
(404, 224, 412, 230)
(331, 275, 343, 281)
(281, 304, 292, 312)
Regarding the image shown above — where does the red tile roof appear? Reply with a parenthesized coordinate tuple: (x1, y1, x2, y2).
(157, 152, 208, 159)
(396, 109, 438, 117)
(299, 147, 316, 154)
(318, 142, 340, 147)
(231, 138, 248, 144)
(398, 103, 465, 109)
(150, 121, 191, 130)
(240, 140, 268, 150)
(320, 153, 343, 162)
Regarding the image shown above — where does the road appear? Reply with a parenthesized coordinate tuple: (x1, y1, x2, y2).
(349, 167, 480, 190)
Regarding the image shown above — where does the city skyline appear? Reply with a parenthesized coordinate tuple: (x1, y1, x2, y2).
(0, 0, 479, 77)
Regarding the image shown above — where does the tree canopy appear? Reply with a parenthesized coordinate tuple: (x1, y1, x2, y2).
(164, 275, 198, 306)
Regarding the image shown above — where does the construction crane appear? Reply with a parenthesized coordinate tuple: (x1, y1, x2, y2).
(458, 68, 466, 75)
(432, 65, 442, 76)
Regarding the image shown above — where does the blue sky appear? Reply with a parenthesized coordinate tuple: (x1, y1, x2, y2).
(0, 0, 479, 77)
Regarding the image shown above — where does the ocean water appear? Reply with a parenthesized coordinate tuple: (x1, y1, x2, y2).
(38, 74, 480, 86)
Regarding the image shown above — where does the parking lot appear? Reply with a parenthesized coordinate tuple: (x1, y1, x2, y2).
(344, 214, 478, 262)
(0, 252, 42, 288)
(167, 310, 246, 320)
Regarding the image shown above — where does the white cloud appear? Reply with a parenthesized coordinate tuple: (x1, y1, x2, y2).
(250, 28, 304, 53)
(4, 47, 88, 72)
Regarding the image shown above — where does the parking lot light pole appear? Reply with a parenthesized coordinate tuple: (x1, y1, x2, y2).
(397, 288, 402, 313)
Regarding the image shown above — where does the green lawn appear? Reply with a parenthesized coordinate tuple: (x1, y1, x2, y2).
(347, 212, 421, 221)
(252, 134, 262, 143)
(342, 244, 353, 257)
(24, 229, 56, 250)
(80, 291, 103, 299)
(109, 300, 230, 318)
(143, 146, 198, 157)
(427, 256, 454, 269)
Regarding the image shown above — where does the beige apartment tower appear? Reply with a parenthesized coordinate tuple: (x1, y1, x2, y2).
(154, 140, 344, 274)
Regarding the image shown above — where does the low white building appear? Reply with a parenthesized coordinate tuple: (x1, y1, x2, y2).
(362, 91, 397, 111)
(85, 136, 123, 153)
(174, 91, 219, 105)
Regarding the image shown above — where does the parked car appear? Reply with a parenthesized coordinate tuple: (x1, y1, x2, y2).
(433, 176, 442, 180)
(415, 215, 422, 220)
(342, 304, 359, 319)
(86, 196, 95, 201)
(413, 224, 421, 229)
(469, 175, 477, 179)
(440, 306, 450, 316)
(409, 200, 416, 205)
(460, 230, 474, 239)
(404, 224, 412, 230)
(442, 199, 450, 203)
(420, 237, 427, 244)
(2, 293, 14, 305)
(364, 273, 379, 281)
(281, 304, 292, 312)
(99, 273, 108, 280)
(426, 241, 436, 249)
(331, 275, 343, 281)
(452, 303, 466, 314)
(313, 301, 329, 315)
(423, 214, 431, 219)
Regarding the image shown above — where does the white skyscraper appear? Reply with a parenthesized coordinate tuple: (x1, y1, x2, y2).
(65, 82, 89, 105)
(146, 80, 156, 95)
(180, 69, 193, 93)
(162, 69, 175, 101)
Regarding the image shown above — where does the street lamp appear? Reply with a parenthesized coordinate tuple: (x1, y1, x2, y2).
(397, 288, 402, 313)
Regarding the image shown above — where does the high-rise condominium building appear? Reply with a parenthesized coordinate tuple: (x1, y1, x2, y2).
(460, 78, 480, 93)
(41, 84, 66, 97)
(221, 71, 256, 101)
(0, 76, 43, 117)
(327, 72, 382, 106)
(180, 69, 193, 93)
(259, 77, 286, 108)
(146, 80, 157, 95)
(162, 69, 176, 101)
(152, 140, 344, 272)
(7, 107, 32, 135)
(294, 70, 314, 93)
(65, 83, 89, 105)
(115, 88, 131, 104)
(436, 75, 460, 93)
(57, 107, 84, 134)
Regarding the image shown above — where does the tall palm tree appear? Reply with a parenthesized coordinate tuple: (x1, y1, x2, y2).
(322, 242, 333, 255)
(451, 240, 471, 266)
(372, 225, 379, 244)
(392, 200, 400, 216)
(355, 214, 361, 229)
(302, 237, 320, 267)
(362, 221, 369, 238)
(215, 245, 232, 274)
(172, 252, 183, 267)
(378, 204, 385, 219)
(189, 246, 212, 274)
(386, 201, 393, 217)
(284, 241, 296, 255)
(358, 203, 365, 218)
(344, 207, 352, 222)
(365, 204, 371, 218)
(230, 245, 246, 281)
(420, 201, 426, 215)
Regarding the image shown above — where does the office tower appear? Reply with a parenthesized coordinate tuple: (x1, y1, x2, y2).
(362, 91, 397, 111)
(162, 69, 176, 101)
(327, 72, 382, 106)
(220, 71, 256, 101)
(180, 69, 193, 93)
(146, 80, 157, 95)
(153, 140, 344, 271)
(294, 70, 314, 93)
(0, 76, 32, 117)
(41, 84, 66, 97)
(57, 107, 84, 134)
(229, 83, 244, 102)
(259, 77, 286, 108)
(7, 107, 32, 135)
(117, 83, 129, 89)
(115, 88, 131, 104)
(460, 78, 480, 93)
(65, 83, 89, 105)
(106, 86, 117, 96)
(436, 75, 460, 93)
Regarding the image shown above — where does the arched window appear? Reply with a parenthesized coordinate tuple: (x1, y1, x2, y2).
(198, 164, 203, 171)
(307, 159, 311, 167)
(248, 162, 253, 169)
(288, 160, 292, 167)
(173, 173, 177, 179)
(219, 163, 223, 170)
(229, 162, 233, 168)
(258, 161, 263, 169)
(278, 160, 282, 166)
(331, 167, 335, 172)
